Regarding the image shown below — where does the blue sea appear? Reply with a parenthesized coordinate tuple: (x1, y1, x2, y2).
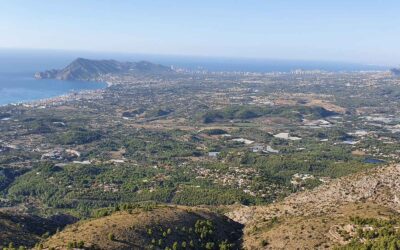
(0, 50, 106, 106)
(0, 49, 390, 105)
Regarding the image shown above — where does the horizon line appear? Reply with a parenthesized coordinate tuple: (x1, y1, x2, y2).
(0, 46, 395, 68)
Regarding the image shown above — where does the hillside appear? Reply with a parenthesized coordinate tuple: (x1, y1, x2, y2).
(6, 165, 400, 250)
(0, 211, 76, 249)
(42, 206, 243, 250)
(240, 203, 400, 249)
(227, 164, 400, 249)
(34, 58, 173, 81)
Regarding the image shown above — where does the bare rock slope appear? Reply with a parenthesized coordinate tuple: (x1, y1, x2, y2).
(227, 165, 400, 249)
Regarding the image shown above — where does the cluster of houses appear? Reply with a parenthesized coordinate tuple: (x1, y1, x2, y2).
(193, 165, 274, 197)
(41, 148, 81, 161)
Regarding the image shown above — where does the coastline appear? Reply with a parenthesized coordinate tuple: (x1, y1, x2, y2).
(0, 83, 107, 108)
(2, 88, 106, 108)
(0, 75, 108, 108)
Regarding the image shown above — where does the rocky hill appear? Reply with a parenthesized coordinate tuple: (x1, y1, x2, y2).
(42, 206, 243, 250)
(227, 164, 400, 249)
(35, 58, 174, 81)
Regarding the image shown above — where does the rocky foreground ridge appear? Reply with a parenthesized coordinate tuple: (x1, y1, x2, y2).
(228, 164, 400, 223)
(227, 164, 400, 249)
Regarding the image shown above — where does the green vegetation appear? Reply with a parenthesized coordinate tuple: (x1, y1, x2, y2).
(55, 127, 102, 145)
(146, 219, 236, 250)
(5, 123, 377, 217)
(7, 161, 260, 216)
(338, 217, 400, 250)
(2, 243, 27, 250)
(108, 233, 115, 241)
(203, 129, 228, 135)
(122, 108, 145, 117)
(202, 105, 337, 123)
(145, 108, 173, 118)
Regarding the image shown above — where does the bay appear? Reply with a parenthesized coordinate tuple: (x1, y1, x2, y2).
(0, 50, 106, 105)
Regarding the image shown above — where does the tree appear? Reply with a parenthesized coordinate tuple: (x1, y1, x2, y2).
(260, 239, 269, 247)
(67, 242, 74, 250)
(77, 241, 85, 248)
(205, 242, 215, 250)
(219, 240, 233, 250)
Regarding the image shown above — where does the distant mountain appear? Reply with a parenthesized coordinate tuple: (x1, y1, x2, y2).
(390, 68, 400, 76)
(35, 58, 174, 81)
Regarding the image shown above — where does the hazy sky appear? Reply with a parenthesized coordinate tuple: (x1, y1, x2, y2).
(1, 0, 399, 65)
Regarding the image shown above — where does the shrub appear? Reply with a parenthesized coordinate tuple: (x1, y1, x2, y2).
(108, 233, 115, 241)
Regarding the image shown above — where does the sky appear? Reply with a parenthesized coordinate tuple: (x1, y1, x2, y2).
(1, 0, 399, 65)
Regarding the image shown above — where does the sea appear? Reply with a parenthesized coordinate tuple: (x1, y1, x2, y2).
(0, 49, 390, 105)
(0, 50, 106, 106)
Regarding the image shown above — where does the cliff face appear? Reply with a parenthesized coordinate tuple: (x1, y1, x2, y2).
(35, 58, 173, 81)
(34, 69, 59, 80)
